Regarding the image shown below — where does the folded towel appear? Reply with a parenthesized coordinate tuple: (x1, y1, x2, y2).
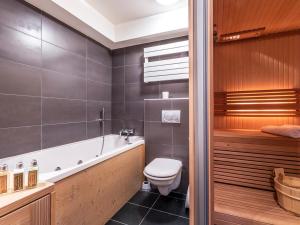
(261, 125, 300, 138)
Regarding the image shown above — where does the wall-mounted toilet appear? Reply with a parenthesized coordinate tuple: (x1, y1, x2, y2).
(144, 158, 182, 196)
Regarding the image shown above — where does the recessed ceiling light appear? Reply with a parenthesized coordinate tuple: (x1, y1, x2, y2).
(156, 0, 180, 6)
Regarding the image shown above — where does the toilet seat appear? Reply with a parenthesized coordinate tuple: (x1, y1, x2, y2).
(144, 158, 183, 196)
(143, 171, 177, 181)
(144, 158, 182, 178)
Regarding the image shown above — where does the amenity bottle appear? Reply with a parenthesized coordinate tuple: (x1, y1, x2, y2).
(27, 159, 38, 188)
(0, 164, 9, 194)
(13, 162, 24, 192)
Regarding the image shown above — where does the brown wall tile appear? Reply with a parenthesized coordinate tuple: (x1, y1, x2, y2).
(42, 16, 86, 56)
(0, 0, 41, 38)
(0, 58, 41, 96)
(42, 122, 86, 148)
(42, 42, 85, 77)
(0, 126, 41, 158)
(0, 94, 41, 128)
(42, 70, 86, 100)
(42, 98, 86, 124)
(0, 0, 113, 158)
(0, 25, 41, 67)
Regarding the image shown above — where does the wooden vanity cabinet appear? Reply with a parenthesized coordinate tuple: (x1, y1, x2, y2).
(0, 183, 54, 225)
(0, 194, 51, 225)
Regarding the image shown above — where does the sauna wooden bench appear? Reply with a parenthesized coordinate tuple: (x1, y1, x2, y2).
(214, 183, 300, 225)
(0, 182, 54, 225)
(214, 129, 300, 191)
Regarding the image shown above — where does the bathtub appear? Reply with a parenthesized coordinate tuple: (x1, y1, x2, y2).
(0, 134, 145, 225)
(0, 134, 144, 182)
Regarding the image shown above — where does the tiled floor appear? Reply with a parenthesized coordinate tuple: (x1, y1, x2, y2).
(106, 190, 189, 225)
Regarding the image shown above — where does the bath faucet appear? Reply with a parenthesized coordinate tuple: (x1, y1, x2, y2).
(119, 128, 135, 141)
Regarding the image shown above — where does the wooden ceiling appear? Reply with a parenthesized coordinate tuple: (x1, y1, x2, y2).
(214, 0, 300, 42)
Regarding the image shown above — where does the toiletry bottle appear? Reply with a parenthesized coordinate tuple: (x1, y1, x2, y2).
(0, 164, 8, 194)
(13, 162, 24, 192)
(27, 159, 38, 188)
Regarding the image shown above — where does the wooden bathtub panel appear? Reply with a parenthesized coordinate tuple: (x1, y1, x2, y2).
(54, 144, 145, 225)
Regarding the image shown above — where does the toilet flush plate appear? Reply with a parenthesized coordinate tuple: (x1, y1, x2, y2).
(161, 110, 181, 123)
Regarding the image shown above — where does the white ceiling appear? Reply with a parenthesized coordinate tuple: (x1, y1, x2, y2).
(85, 0, 188, 24)
(25, 0, 188, 49)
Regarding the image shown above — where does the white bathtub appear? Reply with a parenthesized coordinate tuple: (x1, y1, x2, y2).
(0, 135, 144, 183)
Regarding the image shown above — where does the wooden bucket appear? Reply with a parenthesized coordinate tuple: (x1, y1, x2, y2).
(274, 168, 300, 216)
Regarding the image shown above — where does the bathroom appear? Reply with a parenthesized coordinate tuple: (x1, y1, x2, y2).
(2, 0, 300, 225)
(0, 0, 191, 225)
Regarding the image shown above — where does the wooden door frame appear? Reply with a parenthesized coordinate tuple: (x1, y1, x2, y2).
(189, 0, 214, 224)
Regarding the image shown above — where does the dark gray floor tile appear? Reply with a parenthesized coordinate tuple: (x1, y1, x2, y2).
(153, 196, 189, 218)
(105, 220, 127, 225)
(129, 191, 159, 208)
(168, 192, 187, 200)
(141, 210, 189, 225)
(112, 203, 148, 225)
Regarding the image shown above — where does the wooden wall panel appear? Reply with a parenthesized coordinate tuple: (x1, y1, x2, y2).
(214, 0, 300, 41)
(214, 31, 300, 129)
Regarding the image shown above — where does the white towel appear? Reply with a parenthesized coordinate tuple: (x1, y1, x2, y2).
(261, 125, 300, 138)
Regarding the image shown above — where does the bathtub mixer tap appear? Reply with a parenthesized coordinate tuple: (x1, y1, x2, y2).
(119, 128, 135, 141)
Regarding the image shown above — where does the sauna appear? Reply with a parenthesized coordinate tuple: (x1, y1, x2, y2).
(212, 0, 300, 224)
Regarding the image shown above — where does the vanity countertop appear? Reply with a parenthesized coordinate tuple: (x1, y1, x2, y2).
(0, 182, 54, 217)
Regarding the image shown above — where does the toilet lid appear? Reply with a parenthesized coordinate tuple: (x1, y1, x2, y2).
(144, 158, 182, 178)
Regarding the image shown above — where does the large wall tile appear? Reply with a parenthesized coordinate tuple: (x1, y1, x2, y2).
(144, 100, 171, 122)
(0, 0, 41, 38)
(0, 94, 41, 128)
(144, 122, 172, 145)
(0, 0, 113, 157)
(42, 15, 86, 56)
(112, 48, 124, 67)
(111, 102, 126, 120)
(112, 84, 124, 103)
(87, 59, 112, 84)
(112, 67, 124, 84)
(87, 39, 111, 66)
(0, 126, 41, 158)
(42, 70, 86, 100)
(42, 98, 86, 124)
(125, 101, 144, 121)
(87, 120, 111, 138)
(87, 100, 111, 121)
(87, 81, 111, 101)
(0, 25, 41, 67)
(123, 120, 144, 136)
(125, 45, 144, 65)
(125, 65, 143, 84)
(125, 83, 159, 101)
(42, 42, 85, 77)
(42, 122, 86, 148)
(0, 58, 41, 96)
(145, 144, 173, 164)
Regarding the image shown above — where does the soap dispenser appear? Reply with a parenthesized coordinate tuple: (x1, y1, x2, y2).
(0, 164, 9, 194)
(13, 162, 24, 192)
(27, 159, 38, 188)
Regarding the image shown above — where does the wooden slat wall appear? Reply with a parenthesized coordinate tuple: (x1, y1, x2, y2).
(214, 130, 300, 191)
(214, 0, 300, 40)
(214, 31, 300, 129)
